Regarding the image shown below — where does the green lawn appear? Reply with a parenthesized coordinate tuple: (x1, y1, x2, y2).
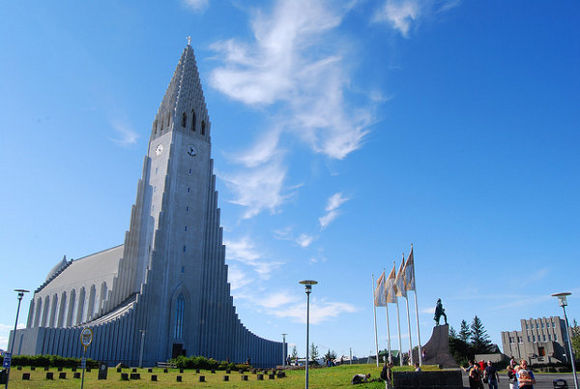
(7, 364, 441, 389)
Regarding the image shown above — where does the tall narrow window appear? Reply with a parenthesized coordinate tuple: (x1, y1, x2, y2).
(174, 295, 184, 339)
(191, 110, 196, 132)
(181, 112, 187, 128)
(153, 120, 158, 134)
(201, 120, 206, 135)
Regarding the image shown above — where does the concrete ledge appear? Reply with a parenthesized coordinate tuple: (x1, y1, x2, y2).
(393, 370, 463, 389)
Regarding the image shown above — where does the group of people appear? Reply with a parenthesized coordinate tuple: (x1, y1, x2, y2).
(463, 359, 535, 389)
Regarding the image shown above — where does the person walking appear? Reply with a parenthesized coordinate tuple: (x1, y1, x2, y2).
(484, 360, 499, 389)
(507, 360, 518, 389)
(515, 359, 535, 389)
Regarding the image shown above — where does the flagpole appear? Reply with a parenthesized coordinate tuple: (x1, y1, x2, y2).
(405, 295, 414, 365)
(383, 269, 391, 362)
(414, 290, 422, 365)
(395, 297, 402, 366)
(371, 274, 379, 367)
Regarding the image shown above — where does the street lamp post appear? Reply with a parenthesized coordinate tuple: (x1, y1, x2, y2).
(5, 289, 29, 389)
(282, 333, 287, 367)
(299, 280, 317, 389)
(552, 292, 578, 389)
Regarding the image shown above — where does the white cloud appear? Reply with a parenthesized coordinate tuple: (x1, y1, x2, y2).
(110, 120, 139, 146)
(257, 292, 301, 309)
(227, 264, 254, 291)
(319, 192, 349, 229)
(325, 192, 349, 212)
(224, 236, 283, 280)
(373, 0, 461, 38)
(270, 298, 357, 324)
(220, 156, 290, 219)
(182, 0, 209, 12)
(296, 233, 314, 248)
(210, 0, 374, 160)
(373, 0, 420, 37)
(0, 323, 26, 350)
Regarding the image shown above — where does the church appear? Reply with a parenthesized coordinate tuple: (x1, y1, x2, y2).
(9, 42, 285, 367)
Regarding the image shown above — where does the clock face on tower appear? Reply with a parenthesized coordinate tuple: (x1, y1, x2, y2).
(155, 144, 164, 156)
(186, 145, 197, 157)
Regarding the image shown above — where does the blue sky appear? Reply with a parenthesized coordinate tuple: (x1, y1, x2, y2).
(1, 0, 579, 360)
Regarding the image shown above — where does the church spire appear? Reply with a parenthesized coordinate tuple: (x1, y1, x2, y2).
(151, 40, 209, 139)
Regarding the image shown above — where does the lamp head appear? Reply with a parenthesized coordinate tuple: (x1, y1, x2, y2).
(299, 280, 317, 294)
(14, 289, 29, 299)
(552, 292, 571, 307)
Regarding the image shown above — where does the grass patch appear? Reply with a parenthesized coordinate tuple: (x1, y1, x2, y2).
(7, 364, 441, 389)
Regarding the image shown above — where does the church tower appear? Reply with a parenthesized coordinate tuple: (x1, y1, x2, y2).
(11, 42, 284, 367)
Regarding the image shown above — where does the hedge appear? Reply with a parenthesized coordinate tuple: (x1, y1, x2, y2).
(0, 354, 99, 368)
(168, 355, 246, 371)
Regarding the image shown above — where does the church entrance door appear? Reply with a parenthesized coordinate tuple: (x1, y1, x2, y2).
(172, 343, 185, 358)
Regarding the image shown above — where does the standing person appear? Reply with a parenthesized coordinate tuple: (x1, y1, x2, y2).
(515, 359, 535, 389)
(484, 360, 499, 389)
(470, 362, 484, 389)
(507, 361, 518, 389)
(381, 362, 393, 389)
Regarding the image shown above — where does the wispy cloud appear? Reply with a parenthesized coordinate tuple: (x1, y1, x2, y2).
(210, 0, 374, 160)
(296, 233, 315, 248)
(225, 236, 284, 279)
(373, 0, 420, 38)
(270, 298, 357, 324)
(109, 120, 139, 146)
(274, 227, 316, 248)
(227, 264, 254, 291)
(319, 192, 349, 229)
(373, 0, 461, 38)
(0, 323, 26, 349)
(182, 0, 209, 13)
(220, 155, 291, 219)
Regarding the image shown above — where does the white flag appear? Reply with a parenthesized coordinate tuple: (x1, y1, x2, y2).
(374, 271, 387, 306)
(395, 259, 407, 298)
(385, 264, 397, 303)
(404, 246, 415, 291)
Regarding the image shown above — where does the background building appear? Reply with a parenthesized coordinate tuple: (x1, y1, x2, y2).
(502, 316, 569, 364)
(8, 43, 284, 367)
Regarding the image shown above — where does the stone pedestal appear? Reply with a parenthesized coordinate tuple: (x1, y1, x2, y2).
(414, 324, 457, 368)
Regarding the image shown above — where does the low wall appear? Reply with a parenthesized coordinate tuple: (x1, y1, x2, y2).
(393, 370, 463, 389)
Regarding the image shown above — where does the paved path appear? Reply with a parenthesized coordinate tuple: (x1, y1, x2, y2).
(461, 372, 577, 389)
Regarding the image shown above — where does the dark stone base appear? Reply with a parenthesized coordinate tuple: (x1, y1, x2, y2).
(393, 370, 463, 389)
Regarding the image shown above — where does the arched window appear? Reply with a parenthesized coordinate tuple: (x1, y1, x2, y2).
(181, 112, 187, 128)
(201, 120, 206, 136)
(174, 294, 185, 339)
(191, 110, 196, 132)
(167, 113, 170, 127)
(34, 298, 42, 327)
(76, 287, 86, 324)
(57, 291, 67, 327)
(49, 294, 58, 327)
(42, 296, 50, 327)
(99, 282, 108, 312)
(87, 285, 96, 321)
(66, 289, 76, 327)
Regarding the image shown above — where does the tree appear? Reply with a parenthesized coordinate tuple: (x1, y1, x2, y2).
(310, 344, 319, 363)
(323, 349, 337, 363)
(471, 315, 492, 354)
(449, 325, 458, 339)
(571, 319, 580, 361)
(291, 346, 298, 361)
(459, 320, 471, 343)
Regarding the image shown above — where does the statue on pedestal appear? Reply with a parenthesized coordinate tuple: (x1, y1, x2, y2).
(434, 298, 447, 326)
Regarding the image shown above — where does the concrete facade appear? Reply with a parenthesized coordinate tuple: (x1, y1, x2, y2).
(9, 43, 285, 367)
(501, 316, 569, 364)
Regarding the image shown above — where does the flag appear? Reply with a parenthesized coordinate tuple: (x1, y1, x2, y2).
(395, 259, 407, 298)
(404, 246, 416, 291)
(374, 271, 387, 306)
(385, 264, 397, 303)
